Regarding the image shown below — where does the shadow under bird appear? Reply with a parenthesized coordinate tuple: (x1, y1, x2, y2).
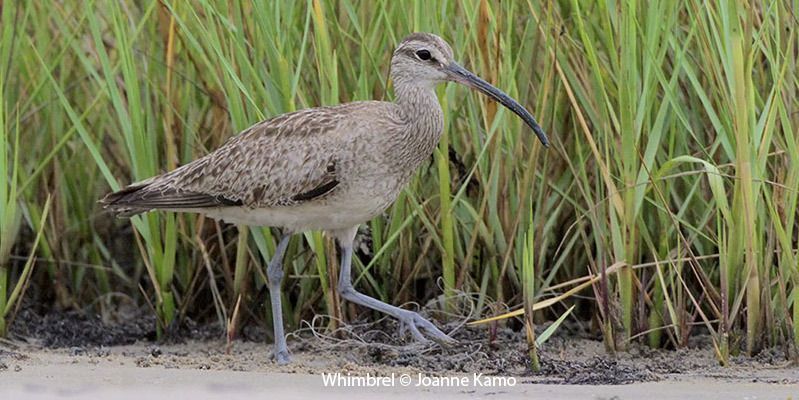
(101, 32, 549, 364)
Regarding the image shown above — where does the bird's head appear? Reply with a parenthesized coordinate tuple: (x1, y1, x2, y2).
(391, 32, 549, 147)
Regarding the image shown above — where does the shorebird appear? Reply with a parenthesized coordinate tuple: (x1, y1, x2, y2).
(102, 32, 549, 364)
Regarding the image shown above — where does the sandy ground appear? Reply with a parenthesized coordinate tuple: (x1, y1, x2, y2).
(2, 309, 798, 399)
(1, 339, 797, 400)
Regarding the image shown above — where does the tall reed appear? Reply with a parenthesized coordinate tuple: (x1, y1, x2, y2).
(1, 0, 796, 363)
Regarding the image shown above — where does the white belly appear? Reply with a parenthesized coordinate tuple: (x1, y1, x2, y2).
(201, 196, 389, 232)
(180, 169, 408, 233)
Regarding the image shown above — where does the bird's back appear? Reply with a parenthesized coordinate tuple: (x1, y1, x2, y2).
(101, 101, 409, 219)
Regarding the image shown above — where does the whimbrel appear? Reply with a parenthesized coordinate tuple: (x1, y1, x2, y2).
(102, 32, 549, 364)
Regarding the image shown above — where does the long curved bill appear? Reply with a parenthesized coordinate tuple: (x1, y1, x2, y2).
(446, 62, 549, 147)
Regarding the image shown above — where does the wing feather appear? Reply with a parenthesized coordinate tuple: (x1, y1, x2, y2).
(101, 104, 357, 216)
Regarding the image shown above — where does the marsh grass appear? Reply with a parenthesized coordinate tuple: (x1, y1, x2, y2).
(1, 0, 797, 364)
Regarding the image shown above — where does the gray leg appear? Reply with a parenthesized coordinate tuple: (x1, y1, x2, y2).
(267, 234, 292, 364)
(335, 227, 454, 345)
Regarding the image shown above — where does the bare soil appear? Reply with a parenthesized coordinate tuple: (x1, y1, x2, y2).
(1, 309, 797, 399)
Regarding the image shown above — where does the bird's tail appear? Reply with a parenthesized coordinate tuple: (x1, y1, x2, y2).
(99, 183, 153, 218)
(101, 177, 242, 218)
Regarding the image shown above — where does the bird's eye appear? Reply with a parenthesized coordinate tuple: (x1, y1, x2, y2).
(415, 49, 432, 61)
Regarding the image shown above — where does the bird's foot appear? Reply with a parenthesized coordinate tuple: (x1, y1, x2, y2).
(273, 349, 291, 365)
(397, 310, 456, 346)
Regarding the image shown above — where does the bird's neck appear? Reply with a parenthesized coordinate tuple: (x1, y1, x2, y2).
(394, 78, 438, 108)
(393, 82, 444, 136)
(389, 82, 445, 172)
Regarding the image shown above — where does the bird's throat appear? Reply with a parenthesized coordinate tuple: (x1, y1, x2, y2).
(390, 84, 444, 172)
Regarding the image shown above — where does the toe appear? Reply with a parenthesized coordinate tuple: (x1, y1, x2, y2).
(275, 351, 291, 365)
(398, 311, 429, 342)
(410, 313, 456, 345)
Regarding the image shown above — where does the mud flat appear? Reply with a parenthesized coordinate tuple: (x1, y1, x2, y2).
(1, 335, 797, 400)
(0, 345, 797, 400)
(2, 310, 797, 399)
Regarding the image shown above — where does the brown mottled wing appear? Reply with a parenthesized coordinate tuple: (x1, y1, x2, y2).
(290, 162, 339, 202)
(102, 106, 346, 214)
